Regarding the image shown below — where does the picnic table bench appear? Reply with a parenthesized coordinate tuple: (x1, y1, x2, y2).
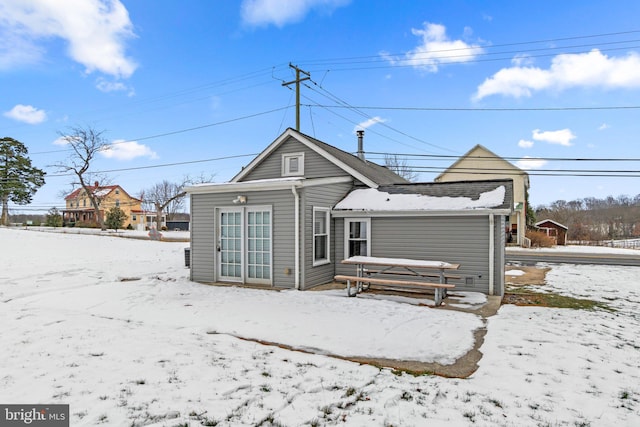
(334, 256, 460, 306)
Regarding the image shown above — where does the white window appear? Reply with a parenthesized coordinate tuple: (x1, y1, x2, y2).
(282, 153, 304, 176)
(313, 208, 330, 266)
(115, 199, 120, 207)
(344, 218, 371, 258)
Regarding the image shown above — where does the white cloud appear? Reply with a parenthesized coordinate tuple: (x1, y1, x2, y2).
(518, 139, 534, 148)
(390, 22, 484, 72)
(0, 31, 43, 70)
(0, 0, 137, 78)
(598, 123, 610, 131)
(96, 78, 126, 92)
(511, 54, 534, 67)
(532, 128, 576, 147)
(516, 156, 547, 170)
(3, 104, 47, 124)
(241, 0, 350, 27)
(100, 140, 157, 161)
(474, 49, 640, 100)
(354, 116, 386, 132)
(52, 136, 70, 146)
(96, 78, 135, 96)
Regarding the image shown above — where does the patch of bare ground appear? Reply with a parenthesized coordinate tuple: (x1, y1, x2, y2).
(503, 266, 551, 306)
(503, 266, 612, 311)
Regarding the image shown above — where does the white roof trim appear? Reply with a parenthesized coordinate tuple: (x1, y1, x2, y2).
(186, 177, 302, 194)
(232, 130, 294, 182)
(332, 209, 512, 218)
(231, 128, 379, 188)
(185, 176, 353, 195)
(294, 133, 379, 188)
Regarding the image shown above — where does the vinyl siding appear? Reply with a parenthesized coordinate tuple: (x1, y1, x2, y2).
(190, 194, 216, 282)
(493, 215, 506, 296)
(241, 136, 347, 181)
(301, 182, 353, 289)
(189, 189, 296, 288)
(335, 216, 497, 294)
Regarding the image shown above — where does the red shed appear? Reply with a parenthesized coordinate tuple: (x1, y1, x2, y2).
(535, 219, 568, 245)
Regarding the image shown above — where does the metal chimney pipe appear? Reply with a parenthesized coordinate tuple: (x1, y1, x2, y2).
(356, 130, 365, 161)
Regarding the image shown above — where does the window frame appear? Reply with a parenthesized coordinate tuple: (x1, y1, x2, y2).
(282, 152, 305, 177)
(344, 218, 371, 259)
(312, 207, 331, 266)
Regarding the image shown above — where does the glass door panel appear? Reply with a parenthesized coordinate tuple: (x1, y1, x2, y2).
(246, 210, 271, 283)
(219, 210, 243, 281)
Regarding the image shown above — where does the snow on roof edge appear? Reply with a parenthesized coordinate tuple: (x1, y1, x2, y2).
(334, 186, 506, 212)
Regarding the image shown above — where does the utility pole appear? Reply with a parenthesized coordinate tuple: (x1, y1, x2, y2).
(282, 63, 310, 131)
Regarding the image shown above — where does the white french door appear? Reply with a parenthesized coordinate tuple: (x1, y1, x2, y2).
(218, 209, 243, 281)
(217, 207, 272, 285)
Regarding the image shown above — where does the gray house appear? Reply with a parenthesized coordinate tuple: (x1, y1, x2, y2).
(186, 128, 512, 296)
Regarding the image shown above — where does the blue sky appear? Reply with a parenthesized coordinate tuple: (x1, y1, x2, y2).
(2, 0, 640, 214)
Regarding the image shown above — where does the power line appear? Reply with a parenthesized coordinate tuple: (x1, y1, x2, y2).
(44, 153, 258, 178)
(303, 104, 640, 112)
(297, 29, 640, 66)
(303, 79, 459, 154)
(404, 168, 640, 178)
(29, 106, 290, 156)
(296, 28, 640, 73)
(367, 152, 640, 162)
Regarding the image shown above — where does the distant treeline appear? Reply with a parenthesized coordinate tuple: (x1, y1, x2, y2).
(535, 195, 640, 241)
(6, 213, 46, 225)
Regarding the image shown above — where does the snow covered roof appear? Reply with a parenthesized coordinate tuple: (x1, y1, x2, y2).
(65, 184, 118, 200)
(64, 184, 140, 202)
(334, 179, 513, 213)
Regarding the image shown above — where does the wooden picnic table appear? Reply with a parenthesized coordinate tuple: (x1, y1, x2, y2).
(335, 256, 460, 306)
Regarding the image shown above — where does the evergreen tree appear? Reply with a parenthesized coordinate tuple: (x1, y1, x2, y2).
(525, 187, 536, 227)
(105, 206, 128, 231)
(0, 137, 46, 225)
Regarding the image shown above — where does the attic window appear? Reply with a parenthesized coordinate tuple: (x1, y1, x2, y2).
(282, 153, 304, 177)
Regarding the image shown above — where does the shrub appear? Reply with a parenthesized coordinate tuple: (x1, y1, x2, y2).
(527, 230, 556, 247)
(76, 220, 100, 228)
(45, 207, 63, 227)
(105, 207, 128, 231)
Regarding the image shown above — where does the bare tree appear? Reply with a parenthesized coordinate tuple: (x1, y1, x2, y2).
(140, 174, 215, 230)
(384, 154, 418, 182)
(52, 126, 109, 230)
(535, 193, 640, 241)
(140, 180, 186, 229)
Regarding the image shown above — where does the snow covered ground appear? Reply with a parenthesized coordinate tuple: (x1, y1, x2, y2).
(1, 228, 639, 426)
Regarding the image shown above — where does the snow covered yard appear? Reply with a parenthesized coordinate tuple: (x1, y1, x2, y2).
(1, 228, 639, 426)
